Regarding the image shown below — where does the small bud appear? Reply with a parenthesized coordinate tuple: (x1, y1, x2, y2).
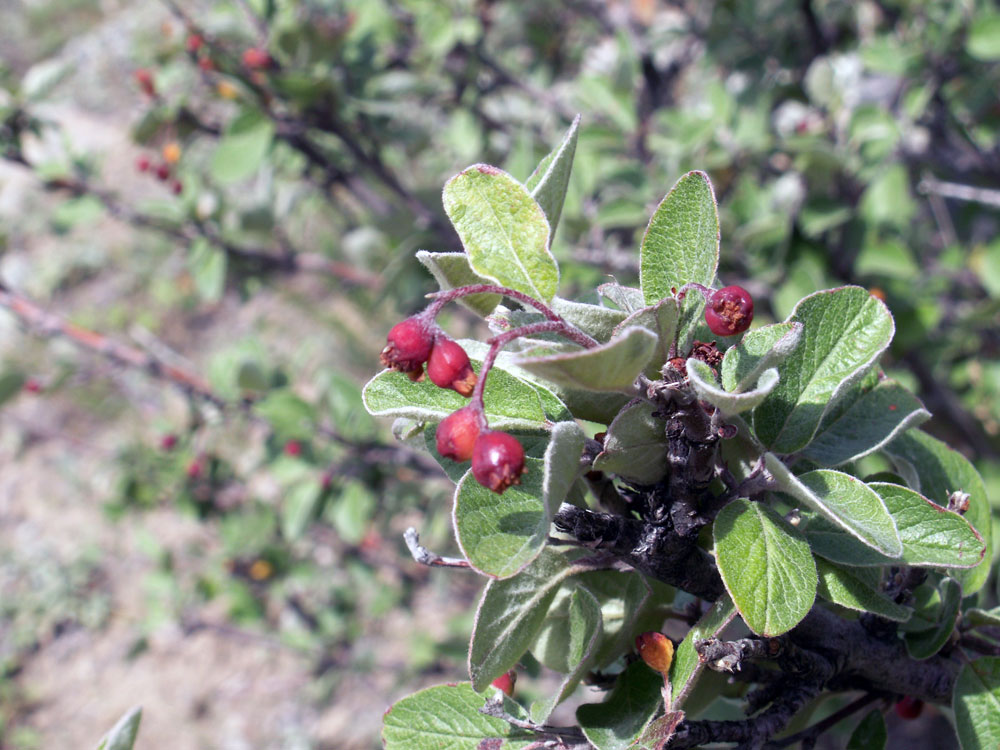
(380, 317, 435, 379)
(636, 632, 674, 675)
(894, 696, 924, 720)
(704, 285, 754, 337)
(472, 431, 526, 494)
(248, 559, 273, 581)
(436, 406, 481, 462)
(427, 337, 477, 397)
(217, 80, 238, 99)
(491, 671, 516, 697)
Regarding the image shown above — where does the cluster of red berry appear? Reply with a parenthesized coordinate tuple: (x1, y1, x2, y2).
(135, 151, 183, 195)
(380, 315, 526, 495)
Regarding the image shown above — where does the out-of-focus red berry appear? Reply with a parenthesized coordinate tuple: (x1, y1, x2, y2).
(491, 671, 516, 697)
(185, 34, 204, 53)
(895, 696, 924, 720)
(160, 434, 178, 451)
(704, 285, 754, 337)
(136, 155, 151, 172)
(436, 406, 481, 462)
(171, 179, 184, 196)
(197, 56, 216, 72)
(242, 47, 272, 70)
(155, 163, 171, 181)
(471, 431, 526, 494)
(134, 68, 155, 96)
(427, 337, 476, 397)
(23, 378, 42, 394)
(186, 458, 203, 479)
(284, 440, 302, 457)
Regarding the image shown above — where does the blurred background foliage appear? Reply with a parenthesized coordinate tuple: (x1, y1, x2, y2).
(0, 0, 999, 746)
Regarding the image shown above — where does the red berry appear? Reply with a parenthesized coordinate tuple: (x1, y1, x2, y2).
(186, 458, 203, 479)
(380, 317, 435, 379)
(436, 406, 481, 462)
(171, 179, 184, 195)
(186, 34, 204, 53)
(134, 68, 155, 96)
(895, 696, 924, 720)
(427, 337, 477, 397)
(155, 163, 171, 181)
(197, 56, 216, 72)
(136, 155, 151, 172)
(23, 378, 42, 394)
(284, 440, 302, 457)
(636, 632, 674, 675)
(472, 431, 526, 494)
(242, 47, 272, 70)
(160, 434, 178, 451)
(491, 671, 516, 697)
(704, 285, 754, 337)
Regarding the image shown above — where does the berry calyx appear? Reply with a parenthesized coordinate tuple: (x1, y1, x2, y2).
(705, 285, 754, 337)
(635, 632, 674, 675)
(242, 47, 272, 70)
(436, 406, 481, 462)
(491, 671, 516, 697)
(134, 68, 155, 97)
(894, 696, 924, 720)
(427, 337, 477, 397)
(472, 431, 526, 494)
(380, 316, 435, 379)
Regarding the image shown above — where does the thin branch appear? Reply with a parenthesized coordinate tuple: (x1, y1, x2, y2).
(919, 173, 1000, 209)
(403, 527, 471, 569)
(765, 692, 883, 749)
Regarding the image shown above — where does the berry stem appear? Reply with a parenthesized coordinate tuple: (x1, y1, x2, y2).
(426, 284, 598, 349)
(677, 282, 713, 302)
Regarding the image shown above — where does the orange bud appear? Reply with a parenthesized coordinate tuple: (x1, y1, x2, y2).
(162, 141, 182, 165)
(636, 631, 674, 675)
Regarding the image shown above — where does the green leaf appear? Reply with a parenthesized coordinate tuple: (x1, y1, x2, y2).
(210, 109, 275, 184)
(576, 660, 664, 750)
(454, 421, 582, 578)
(530, 586, 603, 722)
(0, 369, 26, 407)
(884, 430, 993, 594)
(714, 498, 817, 636)
(254, 390, 315, 439)
(52, 195, 104, 231)
(382, 683, 537, 749)
(468, 549, 577, 691)
(668, 596, 737, 710)
(613, 300, 680, 376)
(904, 577, 961, 660)
(967, 14, 1000, 61)
(281, 480, 322, 541)
(579, 571, 656, 670)
(593, 400, 669, 485)
(640, 171, 720, 305)
(766, 458, 902, 557)
(363, 356, 570, 431)
(720, 322, 804, 393)
(815, 558, 910, 621)
(525, 114, 580, 237)
(632, 711, 685, 750)
(965, 608, 1000, 629)
(687, 359, 779, 417)
(188, 238, 227, 303)
(513, 327, 657, 393)
(753, 287, 894, 454)
(599, 283, 646, 314)
(415, 250, 500, 316)
(551, 296, 628, 343)
(329, 481, 376, 545)
(847, 709, 887, 750)
(96, 706, 142, 750)
(954, 657, 1000, 750)
(805, 482, 985, 569)
(443, 164, 558, 304)
(800, 381, 930, 467)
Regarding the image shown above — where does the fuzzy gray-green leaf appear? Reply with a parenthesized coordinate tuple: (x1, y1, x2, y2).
(669, 596, 737, 710)
(593, 400, 669, 484)
(577, 660, 665, 750)
(720, 322, 804, 393)
(416, 250, 500, 316)
(954, 657, 1000, 750)
(525, 114, 580, 237)
(815, 558, 910, 621)
(687, 358, 779, 417)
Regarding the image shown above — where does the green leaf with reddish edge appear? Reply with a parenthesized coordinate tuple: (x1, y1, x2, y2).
(416, 250, 500, 316)
(593, 400, 669, 485)
(96, 706, 142, 750)
(639, 171, 720, 305)
(884, 429, 993, 595)
(633, 711, 685, 750)
(815, 558, 910, 621)
(668, 595, 738, 710)
(382, 683, 537, 750)
(599, 283, 646, 314)
(576, 661, 665, 750)
(803, 483, 985, 569)
(454, 421, 582, 578)
(468, 549, 580, 691)
(525, 114, 580, 238)
(753, 287, 894, 454)
(551, 296, 628, 343)
(530, 586, 603, 723)
(766, 458, 902, 557)
(954, 657, 1000, 750)
(847, 709, 887, 750)
(443, 164, 558, 304)
(904, 577, 962, 659)
(363, 354, 570, 431)
(613, 300, 679, 376)
(714, 498, 817, 636)
(721, 322, 804, 393)
(513, 326, 657, 393)
(687, 358, 779, 417)
(801, 381, 930, 467)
